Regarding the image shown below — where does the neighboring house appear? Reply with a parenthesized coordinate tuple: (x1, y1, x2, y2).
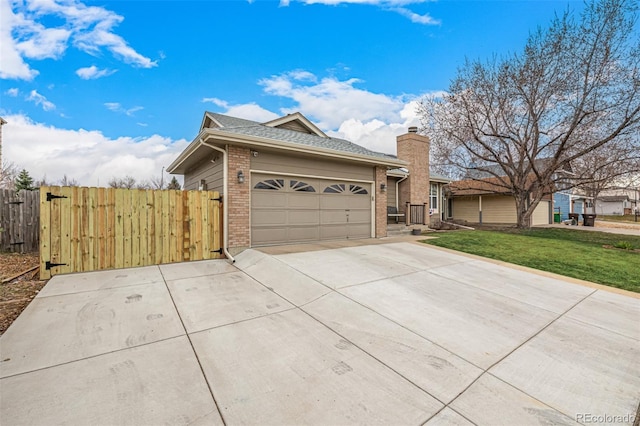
(168, 112, 432, 254)
(596, 195, 634, 215)
(553, 191, 590, 221)
(446, 175, 553, 226)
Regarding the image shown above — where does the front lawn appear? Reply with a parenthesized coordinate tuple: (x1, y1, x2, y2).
(422, 228, 640, 292)
(599, 214, 639, 223)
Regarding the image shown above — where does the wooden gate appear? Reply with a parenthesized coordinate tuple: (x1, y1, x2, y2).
(40, 187, 223, 279)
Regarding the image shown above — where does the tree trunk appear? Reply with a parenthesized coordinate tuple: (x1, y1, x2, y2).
(514, 194, 532, 229)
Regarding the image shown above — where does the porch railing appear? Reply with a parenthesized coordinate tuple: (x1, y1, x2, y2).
(405, 202, 427, 225)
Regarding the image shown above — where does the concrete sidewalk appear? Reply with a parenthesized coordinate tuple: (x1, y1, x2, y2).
(538, 221, 640, 236)
(1, 242, 638, 425)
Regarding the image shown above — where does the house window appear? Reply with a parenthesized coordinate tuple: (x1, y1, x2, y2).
(323, 184, 368, 195)
(349, 185, 368, 195)
(254, 179, 285, 190)
(324, 184, 346, 193)
(290, 180, 316, 192)
(430, 183, 438, 210)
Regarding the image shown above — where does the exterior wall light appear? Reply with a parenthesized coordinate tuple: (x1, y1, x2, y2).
(237, 170, 245, 184)
(380, 183, 387, 192)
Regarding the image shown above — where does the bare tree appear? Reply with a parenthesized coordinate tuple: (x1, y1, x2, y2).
(420, 0, 640, 228)
(570, 138, 640, 212)
(108, 175, 138, 189)
(149, 175, 164, 190)
(0, 161, 17, 189)
(59, 174, 79, 187)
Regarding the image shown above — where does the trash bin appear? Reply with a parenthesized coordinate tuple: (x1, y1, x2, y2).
(568, 213, 580, 225)
(554, 212, 561, 223)
(582, 213, 596, 227)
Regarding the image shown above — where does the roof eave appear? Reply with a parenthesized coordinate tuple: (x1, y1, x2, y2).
(166, 130, 208, 174)
(202, 128, 407, 168)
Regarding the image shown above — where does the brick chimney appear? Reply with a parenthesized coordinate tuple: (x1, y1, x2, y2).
(397, 127, 430, 210)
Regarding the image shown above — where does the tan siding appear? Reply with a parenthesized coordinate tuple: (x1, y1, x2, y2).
(251, 151, 374, 181)
(274, 121, 313, 134)
(386, 177, 397, 208)
(452, 197, 479, 223)
(532, 201, 550, 225)
(482, 195, 517, 223)
(183, 158, 223, 193)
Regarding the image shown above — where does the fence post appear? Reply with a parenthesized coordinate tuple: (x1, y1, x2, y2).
(423, 202, 428, 225)
(405, 201, 411, 226)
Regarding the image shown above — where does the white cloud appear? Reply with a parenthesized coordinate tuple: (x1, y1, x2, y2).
(390, 7, 439, 25)
(6, 88, 19, 97)
(76, 65, 116, 79)
(26, 90, 55, 111)
(104, 102, 143, 116)
(0, 0, 39, 79)
(202, 98, 279, 122)
(1, 0, 155, 80)
(204, 71, 438, 155)
(1, 114, 189, 186)
(278, 0, 439, 25)
(260, 70, 405, 129)
(202, 97, 229, 108)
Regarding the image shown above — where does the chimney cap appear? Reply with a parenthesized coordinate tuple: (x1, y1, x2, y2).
(408, 126, 418, 133)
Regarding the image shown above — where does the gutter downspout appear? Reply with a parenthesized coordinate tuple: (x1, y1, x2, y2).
(201, 139, 235, 263)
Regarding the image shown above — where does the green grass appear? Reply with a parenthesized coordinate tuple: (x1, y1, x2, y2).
(422, 228, 640, 292)
(599, 214, 640, 223)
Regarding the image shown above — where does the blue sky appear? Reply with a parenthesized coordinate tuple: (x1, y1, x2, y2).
(1, 0, 586, 186)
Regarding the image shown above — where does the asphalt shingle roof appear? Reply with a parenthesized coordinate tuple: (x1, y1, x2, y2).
(207, 112, 396, 161)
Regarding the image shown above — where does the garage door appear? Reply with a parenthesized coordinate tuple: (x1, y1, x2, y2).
(532, 200, 550, 226)
(251, 174, 372, 246)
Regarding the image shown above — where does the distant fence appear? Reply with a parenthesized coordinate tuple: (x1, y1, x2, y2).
(40, 186, 223, 279)
(0, 189, 39, 253)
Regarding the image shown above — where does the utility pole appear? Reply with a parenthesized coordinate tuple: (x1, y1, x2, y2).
(160, 166, 164, 189)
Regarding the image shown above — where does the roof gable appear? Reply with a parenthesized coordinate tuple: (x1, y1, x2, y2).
(262, 112, 327, 137)
(168, 111, 406, 175)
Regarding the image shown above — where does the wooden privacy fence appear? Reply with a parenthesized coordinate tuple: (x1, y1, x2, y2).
(0, 189, 39, 253)
(40, 186, 223, 279)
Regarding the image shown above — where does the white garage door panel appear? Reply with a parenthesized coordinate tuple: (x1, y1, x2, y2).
(288, 226, 320, 241)
(252, 192, 287, 207)
(348, 210, 371, 223)
(252, 210, 288, 226)
(288, 210, 320, 225)
(252, 228, 288, 244)
(251, 173, 372, 246)
(288, 194, 319, 209)
(321, 210, 352, 224)
(320, 225, 349, 240)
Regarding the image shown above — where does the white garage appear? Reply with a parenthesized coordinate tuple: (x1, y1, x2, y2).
(251, 173, 373, 246)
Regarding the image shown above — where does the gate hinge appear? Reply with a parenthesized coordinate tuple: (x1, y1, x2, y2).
(46, 192, 68, 202)
(210, 197, 222, 202)
(45, 261, 67, 270)
(9, 201, 24, 205)
(211, 248, 223, 254)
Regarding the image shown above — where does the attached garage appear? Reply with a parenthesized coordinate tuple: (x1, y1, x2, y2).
(168, 111, 412, 255)
(251, 173, 372, 246)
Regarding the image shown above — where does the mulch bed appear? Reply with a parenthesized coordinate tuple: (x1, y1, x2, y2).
(0, 252, 47, 336)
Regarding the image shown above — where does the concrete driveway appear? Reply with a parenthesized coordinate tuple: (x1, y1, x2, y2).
(1, 241, 638, 425)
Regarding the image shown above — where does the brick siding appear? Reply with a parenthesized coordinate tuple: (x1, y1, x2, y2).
(227, 145, 251, 252)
